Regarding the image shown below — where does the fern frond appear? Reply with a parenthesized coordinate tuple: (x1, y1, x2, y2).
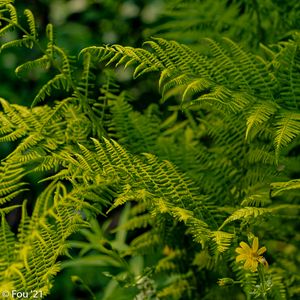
(274, 112, 300, 159)
(53, 45, 74, 76)
(271, 179, 300, 197)
(245, 101, 278, 140)
(39, 97, 73, 132)
(276, 39, 300, 109)
(222, 204, 300, 230)
(45, 23, 54, 58)
(0, 181, 92, 293)
(240, 190, 271, 207)
(89, 37, 279, 118)
(77, 52, 96, 102)
(24, 9, 36, 39)
(246, 146, 276, 165)
(146, 0, 243, 45)
(15, 55, 50, 76)
(233, 263, 258, 298)
(186, 217, 210, 248)
(107, 188, 150, 214)
(210, 231, 234, 253)
(1, 36, 33, 51)
(268, 269, 287, 300)
(0, 214, 16, 266)
(32, 74, 70, 106)
(6, 3, 17, 23)
(219, 207, 272, 229)
(83, 44, 162, 79)
(109, 96, 160, 153)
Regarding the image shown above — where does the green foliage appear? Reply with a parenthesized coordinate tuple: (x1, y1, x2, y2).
(146, 0, 300, 49)
(0, 1, 299, 299)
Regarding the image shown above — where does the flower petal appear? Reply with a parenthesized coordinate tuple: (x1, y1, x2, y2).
(236, 254, 248, 262)
(257, 246, 267, 255)
(239, 241, 251, 251)
(235, 247, 247, 254)
(243, 259, 252, 270)
(252, 237, 259, 252)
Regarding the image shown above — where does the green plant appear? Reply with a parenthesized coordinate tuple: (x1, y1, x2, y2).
(0, 1, 299, 299)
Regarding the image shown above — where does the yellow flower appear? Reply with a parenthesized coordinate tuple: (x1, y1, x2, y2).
(235, 237, 267, 272)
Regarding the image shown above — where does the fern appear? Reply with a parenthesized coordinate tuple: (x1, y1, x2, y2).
(0, 2, 299, 299)
(274, 112, 300, 159)
(0, 182, 95, 294)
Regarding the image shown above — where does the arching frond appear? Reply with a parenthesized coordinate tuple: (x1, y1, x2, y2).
(81, 45, 162, 79)
(6, 3, 18, 23)
(15, 55, 50, 76)
(219, 207, 272, 229)
(24, 9, 36, 39)
(32, 74, 70, 106)
(245, 101, 278, 140)
(271, 179, 300, 197)
(1, 36, 33, 51)
(274, 112, 300, 159)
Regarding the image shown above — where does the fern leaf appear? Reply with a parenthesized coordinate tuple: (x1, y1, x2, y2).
(15, 55, 50, 76)
(222, 37, 276, 98)
(182, 78, 213, 103)
(6, 3, 18, 23)
(245, 101, 278, 140)
(1, 36, 33, 51)
(274, 112, 300, 159)
(0, 127, 27, 142)
(210, 230, 234, 253)
(39, 97, 72, 131)
(32, 74, 70, 106)
(219, 207, 272, 229)
(186, 217, 210, 248)
(240, 191, 271, 207)
(77, 52, 95, 101)
(276, 39, 300, 109)
(53, 45, 74, 76)
(0, 205, 22, 215)
(271, 179, 300, 197)
(0, 215, 16, 267)
(45, 23, 54, 59)
(24, 9, 36, 39)
(171, 207, 193, 223)
(107, 188, 150, 214)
